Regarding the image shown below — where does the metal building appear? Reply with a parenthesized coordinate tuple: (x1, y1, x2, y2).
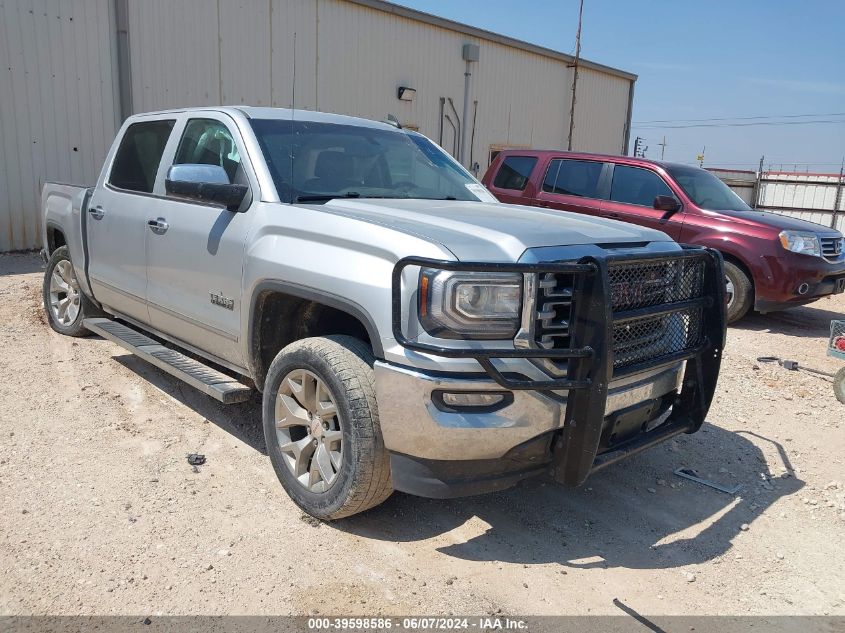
(0, 0, 637, 252)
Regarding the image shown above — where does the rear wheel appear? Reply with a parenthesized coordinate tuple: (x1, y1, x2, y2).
(724, 261, 753, 324)
(42, 246, 103, 337)
(262, 335, 393, 520)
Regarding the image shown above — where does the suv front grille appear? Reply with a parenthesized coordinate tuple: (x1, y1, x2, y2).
(821, 236, 844, 260)
(535, 255, 708, 373)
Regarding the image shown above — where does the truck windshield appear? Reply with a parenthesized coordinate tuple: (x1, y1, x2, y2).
(665, 165, 752, 211)
(250, 119, 488, 204)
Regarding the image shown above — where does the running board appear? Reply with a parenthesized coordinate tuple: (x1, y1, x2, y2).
(83, 318, 253, 404)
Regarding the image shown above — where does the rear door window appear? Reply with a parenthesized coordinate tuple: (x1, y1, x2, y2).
(542, 159, 603, 198)
(610, 165, 673, 207)
(492, 156, 537, 191)
(108, 120, 176, 193)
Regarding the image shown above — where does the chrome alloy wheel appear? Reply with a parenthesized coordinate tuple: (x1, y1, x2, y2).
(274, 369, 343, 493)
(725, 275, 735, 310)
(49, 259, 81, 326)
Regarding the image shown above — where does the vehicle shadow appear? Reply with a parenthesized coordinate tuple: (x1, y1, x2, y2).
(337, 423, 803, 571)
(110, 347, 803, 572)
(0, 252, 43, 276)
(734, 303, 843, 339)
(112, 353, 267, 455)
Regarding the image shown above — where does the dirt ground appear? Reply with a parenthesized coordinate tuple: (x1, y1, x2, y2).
(1, 251, 843, 617)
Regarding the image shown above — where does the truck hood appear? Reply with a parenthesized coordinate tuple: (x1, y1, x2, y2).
(312, 198, 671, 261)
(704, 208, 842, 235)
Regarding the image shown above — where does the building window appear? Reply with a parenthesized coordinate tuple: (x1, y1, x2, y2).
(492, 156, 538, 191)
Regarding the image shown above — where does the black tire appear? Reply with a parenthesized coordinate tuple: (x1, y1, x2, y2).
(42, 246, 104, 337)
(834, 367, 845, 405)
(262, 335, 393, 520)
(724, 260, 753, 324)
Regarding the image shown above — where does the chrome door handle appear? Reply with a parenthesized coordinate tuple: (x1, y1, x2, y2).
(147, 217, 169, 234)
(88, 206, 105, 220)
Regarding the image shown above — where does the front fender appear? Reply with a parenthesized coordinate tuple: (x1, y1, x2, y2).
(239, 202, 455, 376)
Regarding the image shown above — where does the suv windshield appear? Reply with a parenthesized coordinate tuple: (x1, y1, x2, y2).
(665, 164, 752, 211)
(250, 119, 487, 204)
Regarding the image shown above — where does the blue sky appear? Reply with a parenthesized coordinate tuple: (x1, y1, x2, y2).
(394, 0, 845, 172)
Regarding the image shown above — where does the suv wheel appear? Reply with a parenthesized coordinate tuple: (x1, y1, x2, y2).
(724, 261, 753, 324)
(262, 335, 393, 520)
(42, 246, 103, 337)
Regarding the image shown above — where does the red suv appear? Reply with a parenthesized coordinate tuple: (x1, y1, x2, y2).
(482, 151, 845, 322)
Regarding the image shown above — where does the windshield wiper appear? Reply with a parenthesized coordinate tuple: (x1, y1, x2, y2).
(294, 192, 362, 203)
(294, 193, 422, 203)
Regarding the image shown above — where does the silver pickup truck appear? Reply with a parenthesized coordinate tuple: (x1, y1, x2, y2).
(41, 107, 726, 519)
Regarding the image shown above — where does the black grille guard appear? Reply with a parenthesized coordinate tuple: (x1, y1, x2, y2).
(390, 246, 726, 486)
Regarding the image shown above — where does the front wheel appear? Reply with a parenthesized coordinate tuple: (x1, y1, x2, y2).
(262, 335, 393, 520)
(42, 246, 102, 337)
(724, 261, 753, 324)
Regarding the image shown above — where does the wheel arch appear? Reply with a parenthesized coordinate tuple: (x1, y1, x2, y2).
(693, 238, 756, 295)
(247, 280, 383, 391)
(720, 250, 755, 295)
(45, 222, 67, 255)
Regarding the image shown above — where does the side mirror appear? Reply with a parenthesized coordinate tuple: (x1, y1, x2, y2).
(165, 164, 248, 211)
(653, 195, 681, 214)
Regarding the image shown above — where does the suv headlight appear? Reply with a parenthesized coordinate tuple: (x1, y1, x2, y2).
(779, 230, 821, 257)
(418, 269, 522, 339)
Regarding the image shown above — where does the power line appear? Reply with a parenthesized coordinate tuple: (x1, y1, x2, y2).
(634, 112, 845, 124)
(633, 119, 845, 130)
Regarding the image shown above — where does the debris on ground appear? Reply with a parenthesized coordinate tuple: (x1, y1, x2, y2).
(674, 467, 742, 495)
(186, 453, 206, 466)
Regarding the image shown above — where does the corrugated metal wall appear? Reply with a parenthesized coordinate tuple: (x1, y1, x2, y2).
(0, 0, 120, 251)
(0, 0, 634, 252)
(124, 0, 633, 166)
(715, 168, 845, 231)
(569, 71, 631, 154)
(708, 168, 757, 206)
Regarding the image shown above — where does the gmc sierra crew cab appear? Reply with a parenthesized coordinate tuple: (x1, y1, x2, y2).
(41, 107, 726, 519)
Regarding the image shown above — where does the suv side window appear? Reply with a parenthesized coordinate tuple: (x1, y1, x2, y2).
(109, 120, 176, 193)
(174, 119, 243, 184)
(542, 159, 603, 198)
(493, 156, 537, 191)
(610, 165, 673, 207)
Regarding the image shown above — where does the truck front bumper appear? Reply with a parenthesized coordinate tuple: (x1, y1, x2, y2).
(385, 246, 726, 498)
(375, 362, 685, 498)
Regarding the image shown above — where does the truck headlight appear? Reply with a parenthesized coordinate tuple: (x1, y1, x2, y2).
(418, 269, 522, 339)
(779, 231, 821, 257)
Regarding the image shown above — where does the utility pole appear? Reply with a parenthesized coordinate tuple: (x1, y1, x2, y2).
(833, 158, 844, 229)
(567, 0, 584, 151)
(753, 155, 765, 209)
(633, 136, 647, 158)
(658, 136, 667, 160)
